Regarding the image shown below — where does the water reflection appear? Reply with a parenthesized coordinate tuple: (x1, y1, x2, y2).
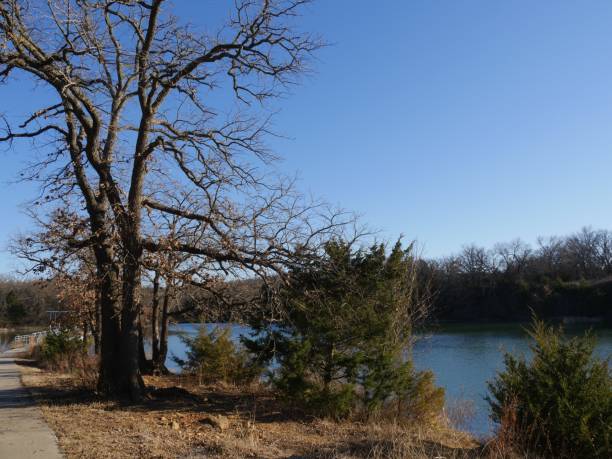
(163, 322, 612, 438)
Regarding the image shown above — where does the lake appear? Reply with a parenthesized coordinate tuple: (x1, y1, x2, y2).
(3, 323, 609, 437)
(164, 322, 612, 438)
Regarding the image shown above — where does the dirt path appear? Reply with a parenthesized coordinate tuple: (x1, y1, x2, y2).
(0, 357, 63, 458)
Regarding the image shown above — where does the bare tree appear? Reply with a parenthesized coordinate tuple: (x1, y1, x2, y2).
(493, 239, 532, 277)
(0, 0, 346, 398)
(594, 230, 612, 275)
(457, 245, 495, 277)
(533, 236, 564, 277)
(564, 227, 603, 279)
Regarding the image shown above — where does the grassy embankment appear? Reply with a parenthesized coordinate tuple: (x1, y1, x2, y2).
(16, 362, 498, 459)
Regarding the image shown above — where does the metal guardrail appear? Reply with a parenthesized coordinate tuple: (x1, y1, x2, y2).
(12, 331, 48, 348)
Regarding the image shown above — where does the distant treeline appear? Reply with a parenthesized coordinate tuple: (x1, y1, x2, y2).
(4, 227, 612, 326)
(0, 277, 60, 326)
(423, 227, 612, 323)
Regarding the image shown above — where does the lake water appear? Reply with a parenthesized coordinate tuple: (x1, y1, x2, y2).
(4, 323, 608, 437)
(164, 322, 612, 438)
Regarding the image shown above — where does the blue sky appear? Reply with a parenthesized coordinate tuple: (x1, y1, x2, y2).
(2, 1, 612, 271)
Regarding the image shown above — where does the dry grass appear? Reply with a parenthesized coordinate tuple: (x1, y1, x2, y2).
(18, 364, 531, 459)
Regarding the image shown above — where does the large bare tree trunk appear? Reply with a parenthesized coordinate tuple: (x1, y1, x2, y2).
(137, 312, 153, 374)
(151, 271, 161, 366)
(119, 253, 145, 399)
(155, 287, 171, 374)
(97, 258, 122, 394)
(93, 296, 101, 355)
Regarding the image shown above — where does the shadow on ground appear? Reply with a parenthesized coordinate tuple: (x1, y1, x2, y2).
(18, 362, 486, 458)
(17, 362, 306, 422)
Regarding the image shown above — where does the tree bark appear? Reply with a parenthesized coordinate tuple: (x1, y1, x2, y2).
(93, 296, 101, 355)
(137, 312, 153, 374)
(93, 326, 100, 355)
(119, 252, 146, 400)
(97, 257, 122, 395)
(151, 271, 161, 364)
(154, 287, 171, 374)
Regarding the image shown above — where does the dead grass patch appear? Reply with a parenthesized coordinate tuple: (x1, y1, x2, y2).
(19, 365, 490, 458)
